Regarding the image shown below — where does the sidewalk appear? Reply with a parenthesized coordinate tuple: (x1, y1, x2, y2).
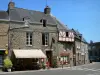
(0, 63, 94, 74)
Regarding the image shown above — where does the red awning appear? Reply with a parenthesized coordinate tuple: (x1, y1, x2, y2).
(60, 51, 70, 56)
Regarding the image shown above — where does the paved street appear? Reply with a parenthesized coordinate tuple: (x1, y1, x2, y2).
(1, 62, 100, 75)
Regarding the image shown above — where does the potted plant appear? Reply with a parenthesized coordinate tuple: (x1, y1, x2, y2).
(3, 56, 13, 72)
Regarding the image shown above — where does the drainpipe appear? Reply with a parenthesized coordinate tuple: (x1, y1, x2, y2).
(56, 28, 59, 67)
(73, 39, 76, 66)
(84, 48, 85, 64)
(8, 10, 11, 57)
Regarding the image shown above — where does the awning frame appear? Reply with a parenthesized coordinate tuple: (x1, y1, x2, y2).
(13, 49, 46, 58)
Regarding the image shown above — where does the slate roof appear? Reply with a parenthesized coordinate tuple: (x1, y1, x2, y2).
(55, 19, 68, 30)
(50, 15, 68, 30)
(0, 5, 87, 43)
(0, 11, 8, 19)
(72, 28, 88, 43)
(90, 42, 100, 46)
(7, 7, 71, 31)
(0, 6, 74, 32)
(82, 37, 88, 43)
(0, 7, 69, 31)
(9, 7, 57, 25)
(72, 29, 80, 39)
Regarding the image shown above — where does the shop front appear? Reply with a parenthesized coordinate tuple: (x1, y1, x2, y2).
(0, 49, 6, 68)
(12, 49, 46, 71)
(59, 51, 70, 67)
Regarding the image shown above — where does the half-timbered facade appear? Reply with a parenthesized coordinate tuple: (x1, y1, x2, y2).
(58, 30, 74, 42)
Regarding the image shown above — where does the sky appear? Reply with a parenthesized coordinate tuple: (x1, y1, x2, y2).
(0, 0, 100, 43)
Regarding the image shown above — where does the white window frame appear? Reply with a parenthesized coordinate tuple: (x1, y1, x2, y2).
(45, 33, 49, 46)
(26, 32, 32, 46)
(42, 33, 49, 46)
(25, 20, 29, 26)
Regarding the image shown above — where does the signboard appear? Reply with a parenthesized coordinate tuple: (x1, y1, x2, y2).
(58, 31, 74, 42)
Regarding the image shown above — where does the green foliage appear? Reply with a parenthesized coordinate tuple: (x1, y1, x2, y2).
(52, 59, 58, 68)
(41, 62, 45, 69)
(3, 56, 13, 69)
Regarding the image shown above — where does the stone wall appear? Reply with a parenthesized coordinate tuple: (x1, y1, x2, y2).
(0, 23, 8, 49)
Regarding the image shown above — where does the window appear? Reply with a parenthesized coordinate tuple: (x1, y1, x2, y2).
(42, 33, 49, 46)
(52, 38, 55, 43)
(88, 46, 91, 50)
(40, 19, 47, 27)
(23, 17, 30, 26)
(66, 32, 68, 37)
(25, 20, 29, 26)
(43, 20, 47, 27)
(89, 51, 92, 56)
(60, 56, 69, 65)
(0, 55, 3, 66)
(40, 19, 43, 22)
(95, 51, 97, 56)
(99, 50, 100, 56)
(92, 46, 96, 49)
(26, 32, 32, 46)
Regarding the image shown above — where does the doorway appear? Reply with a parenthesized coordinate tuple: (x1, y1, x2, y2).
(46, 51, 52, 67)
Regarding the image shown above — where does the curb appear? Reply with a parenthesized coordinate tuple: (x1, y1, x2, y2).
(0, 63, 94, 74)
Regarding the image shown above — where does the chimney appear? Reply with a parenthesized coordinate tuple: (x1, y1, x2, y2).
(44, 6, 51, 14)
(8, 1, 15, 9)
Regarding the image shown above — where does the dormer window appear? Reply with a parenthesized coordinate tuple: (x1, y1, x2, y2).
(43, 20, 47, 27)
(40, 19, 47, 27)
(40, 19, 42, 22)
(23, 17, 29, 26)
(25, 20, 29, 26)
(23, 17, 30, 26)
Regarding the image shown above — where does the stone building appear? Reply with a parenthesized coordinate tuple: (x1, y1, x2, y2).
(72, 29, 89, 66)
(81, 37, 89, 64)
(7, 1, 75, 69)
(0, 11, 9, 67)
(0, 1, 89, 70)
(89, 41, 100, 62)
(72, 29, 81, 66)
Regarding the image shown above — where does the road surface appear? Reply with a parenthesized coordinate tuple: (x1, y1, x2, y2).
(1, 62, 100, 75)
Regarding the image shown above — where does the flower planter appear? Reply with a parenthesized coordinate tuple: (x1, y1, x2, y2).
(7, 68, 11, 72)
(3, 56, 13, 72)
